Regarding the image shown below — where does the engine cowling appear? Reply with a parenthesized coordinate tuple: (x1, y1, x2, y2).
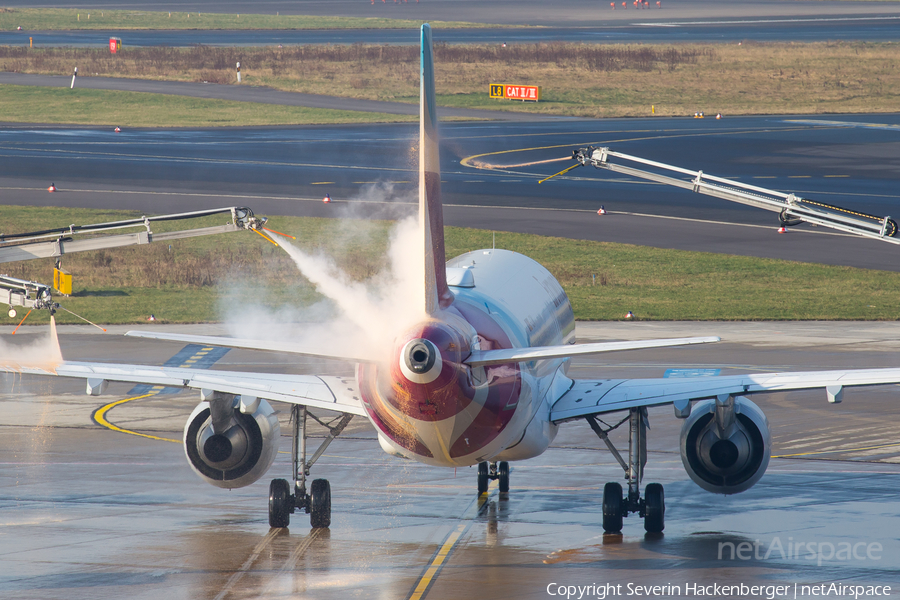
(183, 397, 280, 489)
(680, 396, 770, 495)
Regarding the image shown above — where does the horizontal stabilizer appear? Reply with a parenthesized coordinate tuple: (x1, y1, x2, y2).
(125, 331, 373, 363)
(464, 336, 720, 367)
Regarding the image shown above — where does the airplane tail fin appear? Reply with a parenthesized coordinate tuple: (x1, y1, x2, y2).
(420, 24, 453, 315)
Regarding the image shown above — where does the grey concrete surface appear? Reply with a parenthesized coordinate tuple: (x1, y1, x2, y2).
(1, 323, 899, 599)
(1, 116, 898, 270)
(4, 0, 900, 27)
(7, 18, 900, 47)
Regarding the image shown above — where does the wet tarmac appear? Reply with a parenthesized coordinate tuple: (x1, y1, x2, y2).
(2, 322, 899, 599)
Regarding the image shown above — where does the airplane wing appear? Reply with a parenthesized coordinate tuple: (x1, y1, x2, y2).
(550, 368, 900, 423)
(464, 336, 719, 367)
(124, 331, 374, 363)
(58, 362, 365, 415)
(5, 352, 366, 416)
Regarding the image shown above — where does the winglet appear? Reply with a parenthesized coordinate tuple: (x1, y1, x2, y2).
(420, 24, 453, 314)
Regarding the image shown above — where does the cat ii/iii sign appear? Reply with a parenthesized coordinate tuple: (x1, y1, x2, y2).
(489, 84, 540, 101)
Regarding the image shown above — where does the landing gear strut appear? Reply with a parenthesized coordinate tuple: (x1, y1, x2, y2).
(476, 460, 510, 495)
(268, 405, 352, 529)
(588, 407, 665, 533)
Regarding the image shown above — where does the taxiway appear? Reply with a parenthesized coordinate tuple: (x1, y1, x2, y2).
(4, 0, 900, 29)
(1, 115, 899, 270)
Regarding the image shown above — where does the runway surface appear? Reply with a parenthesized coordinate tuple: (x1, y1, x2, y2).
(8, 15, 900, 47)
(5, 0, 900, 28)
(2, 114, 899, 270)
(2, 321, 899, 599)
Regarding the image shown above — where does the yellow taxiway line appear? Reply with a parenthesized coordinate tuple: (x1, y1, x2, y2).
(407, 484, 497, 600)
(91, 391, 181, 444)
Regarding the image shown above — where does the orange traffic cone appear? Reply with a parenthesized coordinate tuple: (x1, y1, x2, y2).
(777, 227, 787, 234)
(323, 194, 332, 204)
(625, 311, 635, 319)
(597, 205, 607, 215)
(114, 126, 121, 132)
(48, 183, 56, 192)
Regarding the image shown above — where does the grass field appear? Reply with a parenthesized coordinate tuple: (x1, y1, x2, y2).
(3, 206, 900, 325)
(2, 42, 900, 124)
(0, 85, 412, 127)
(0, 8, 492, 31)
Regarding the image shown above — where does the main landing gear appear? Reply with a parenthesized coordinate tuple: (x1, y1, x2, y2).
(587, 407, 665, 534)
(476, 460, 510, 494)
(268, 405, 353, 529)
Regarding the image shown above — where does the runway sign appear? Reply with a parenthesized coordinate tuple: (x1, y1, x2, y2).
(489, 84, 540, 102)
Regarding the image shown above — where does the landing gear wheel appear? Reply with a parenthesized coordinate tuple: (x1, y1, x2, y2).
(643, 483, 665, 533)
(477, 462, 489, 494)
(268, 478, 292, 528)
(498, 461, 510, 494)
(310, 478, 331, 529)
(602, 482, 624, 533)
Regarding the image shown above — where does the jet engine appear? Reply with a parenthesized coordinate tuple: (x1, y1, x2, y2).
(680, 395, 770, 495)
(183, 395, 280, 489)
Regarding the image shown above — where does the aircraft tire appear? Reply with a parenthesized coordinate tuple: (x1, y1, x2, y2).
(643, 483, 665, 533)
(498, 461, 510, 494)
(477, 462, 489, 494)
(310, 479, 332, 529)
(602, 482, 624, 533)
(268, 478, 292, 528)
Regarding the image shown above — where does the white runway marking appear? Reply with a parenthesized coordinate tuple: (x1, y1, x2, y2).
(637, 16, 900, 26)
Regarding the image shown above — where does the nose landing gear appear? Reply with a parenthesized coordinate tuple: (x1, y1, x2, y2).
(476, 460, 510, 495)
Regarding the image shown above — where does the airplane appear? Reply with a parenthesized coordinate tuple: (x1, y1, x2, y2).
(7, 24, 900, 534)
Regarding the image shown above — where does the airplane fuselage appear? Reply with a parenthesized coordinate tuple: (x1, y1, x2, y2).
(359, 248, 575, 467)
